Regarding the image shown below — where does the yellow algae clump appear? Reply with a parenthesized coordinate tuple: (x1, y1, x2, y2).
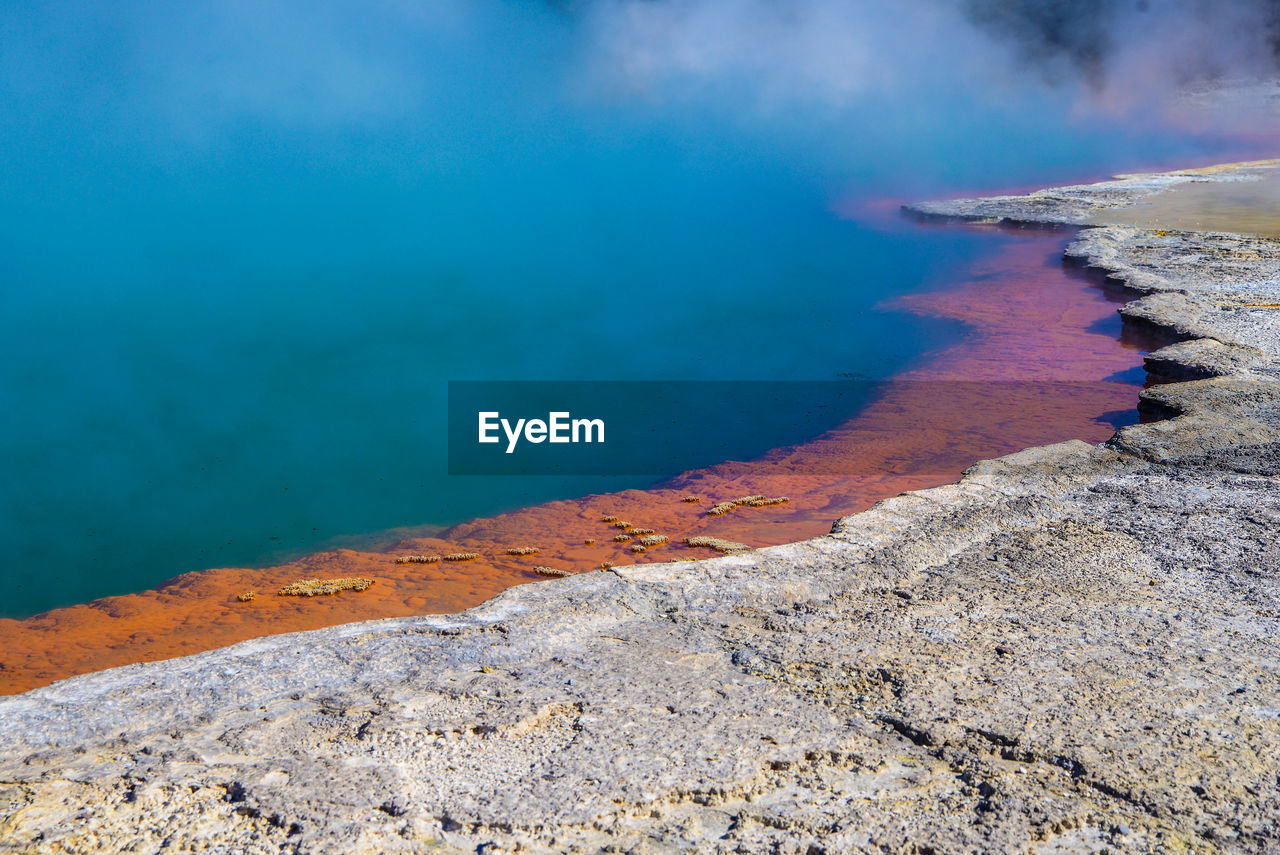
(444, 552, 481, 562)
(614, 521, 632, 530)
(584, 538, 596, 546)
(505, 546, 541, 556)
(684, 536, 752, 554)
(613, 534, 631, 543)
(630, 545, 647, 554)
(601, 515, 618, 523)
(534, 566, 572, 578)
(236, 591, 256, 603)
(278, 578, 374, 597)
(599, 561, 615, 570)
(708, 496, 789, 515)
(627, 527, 656, 536)
(638, 534, 669, 547)
(742, 496, 789, 508)
(395, 554, 441, 564)
(682, 496, 700, 503)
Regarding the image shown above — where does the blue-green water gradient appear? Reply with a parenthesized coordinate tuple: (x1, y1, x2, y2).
(0, 1, 1265, 616)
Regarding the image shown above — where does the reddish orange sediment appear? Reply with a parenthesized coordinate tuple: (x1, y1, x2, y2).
(0, 230, 1153, 694)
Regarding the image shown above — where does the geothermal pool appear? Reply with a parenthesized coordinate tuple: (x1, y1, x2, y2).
(1, 1, 1277, 689)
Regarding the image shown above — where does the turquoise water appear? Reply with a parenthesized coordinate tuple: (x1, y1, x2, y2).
(0, 2, 1268, 617)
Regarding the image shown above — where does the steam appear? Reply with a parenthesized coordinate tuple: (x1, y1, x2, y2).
(6, 0, 1275, 161)
(575, 0, 1021, 105)
(571, 0, 1280, 127)
(964, 0, 1280, 86)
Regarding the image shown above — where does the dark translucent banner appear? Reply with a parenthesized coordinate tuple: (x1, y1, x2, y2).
(447, 380, 1139, 475)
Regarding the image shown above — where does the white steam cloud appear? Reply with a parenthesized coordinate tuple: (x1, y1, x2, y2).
(571, 0, 1280, 129)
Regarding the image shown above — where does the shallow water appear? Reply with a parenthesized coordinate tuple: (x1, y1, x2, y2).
(1, 168, 983, 618)
(0, 2, 1274, 621)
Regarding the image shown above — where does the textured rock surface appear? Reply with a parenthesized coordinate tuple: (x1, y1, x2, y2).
(5, 164, 1280, 854)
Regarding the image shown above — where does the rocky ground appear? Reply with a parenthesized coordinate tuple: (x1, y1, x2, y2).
(3, 163, 1280, 854)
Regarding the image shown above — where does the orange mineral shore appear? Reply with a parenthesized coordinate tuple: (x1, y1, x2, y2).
(0, 227, 1157, 694)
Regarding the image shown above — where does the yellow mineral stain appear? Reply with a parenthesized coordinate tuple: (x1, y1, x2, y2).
(1093, 165, 1280, 238)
